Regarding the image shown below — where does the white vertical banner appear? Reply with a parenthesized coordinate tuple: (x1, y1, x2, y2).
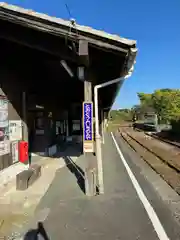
(11, 141, 19, 164)
(9, 120, 22, 141)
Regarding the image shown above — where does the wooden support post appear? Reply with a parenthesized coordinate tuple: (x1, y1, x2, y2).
(22, 92, 28, 142)
(22, 91, 29, 166)
(79, 39, 96, 196)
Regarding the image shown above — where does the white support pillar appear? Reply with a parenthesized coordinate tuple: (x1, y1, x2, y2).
(104, 112, 108, 131)
(101, 111, 105, 144)
(104, 118, 108, 130)
(94, 77, 127, 195)
(94, 88, 104, 194)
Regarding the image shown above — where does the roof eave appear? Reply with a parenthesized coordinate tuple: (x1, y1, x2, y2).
(0, 2, 137, 53)
(104, 47, 138, 110)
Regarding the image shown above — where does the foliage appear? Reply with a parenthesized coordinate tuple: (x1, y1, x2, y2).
(131, 104, 154, 120)
(109, 89, 180, 130)
(137, 93, 153, 108)
(170, 119, 180, 135)
(109, 109, 132, 122)
(137, 89, 180, 123)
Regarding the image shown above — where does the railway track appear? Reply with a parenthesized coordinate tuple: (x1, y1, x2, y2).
(136, 127, 180, 149)
(119, 128, 180, 195)
(122, 123, 180, 149)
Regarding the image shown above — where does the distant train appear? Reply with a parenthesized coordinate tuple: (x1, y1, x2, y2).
(144, 112, 158, 127)
(133, 112, 159, 132)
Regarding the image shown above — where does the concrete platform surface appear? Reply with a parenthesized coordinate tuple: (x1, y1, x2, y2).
(0, 144, 81, 238)
(18, 133, 180, 240)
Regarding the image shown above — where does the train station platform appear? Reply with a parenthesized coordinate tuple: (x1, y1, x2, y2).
(18, 133, 180, 240)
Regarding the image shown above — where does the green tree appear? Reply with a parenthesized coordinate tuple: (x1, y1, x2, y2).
(152, 89, 180, 122)
(137, 89, 180, 123)
(109, 109, 132, 122)
(137, 93, 153, 107)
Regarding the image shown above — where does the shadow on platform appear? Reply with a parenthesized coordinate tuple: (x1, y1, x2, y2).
(63, 155, 85, 194)
(24, 222, 50, 240)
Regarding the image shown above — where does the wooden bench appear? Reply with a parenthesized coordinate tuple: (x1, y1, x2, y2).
(16, 169, 33, 190)
(16, 164, 41, 191)
(28, 164, 41, 186)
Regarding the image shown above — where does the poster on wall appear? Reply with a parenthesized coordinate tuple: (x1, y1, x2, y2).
(11, 141, 19, 164)
(9, 120, 22, 141)
(0, 95, 10, 156)
(0, 141, 10, 156)
(0, 96, 9, 141)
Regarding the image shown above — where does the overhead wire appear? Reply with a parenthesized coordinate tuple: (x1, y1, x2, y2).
(64, 2, 79, 55)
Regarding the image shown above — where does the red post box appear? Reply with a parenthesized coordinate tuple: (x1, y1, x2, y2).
(19, 141, 29, 163)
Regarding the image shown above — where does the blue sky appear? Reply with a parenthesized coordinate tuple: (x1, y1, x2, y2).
(6, 0, 180, 109)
